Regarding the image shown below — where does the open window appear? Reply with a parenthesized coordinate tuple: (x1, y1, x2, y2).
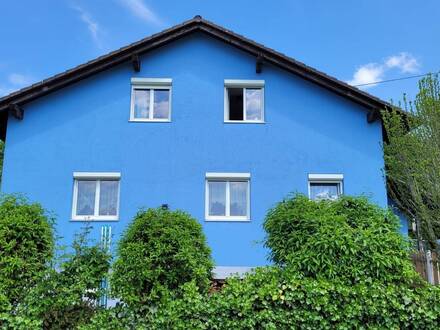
(224, 80, 264, 122)
(130, 78, 172, 122)
(308, 174, 343, 201)
(205, 172, 250, 221)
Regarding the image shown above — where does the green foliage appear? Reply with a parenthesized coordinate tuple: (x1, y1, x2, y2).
(0, 195, 54, 306)
(382, 74, 440, 247)
(263, 194, 418, 285)
(84, 197, 440, 329)
(2, 196, 439, 328)
(212, 268, 440, 329)
(0, 225, 110, 330)
(111, 208, 213, 305)
(78, 303, 153, 330)
(83, 267, 440, 330)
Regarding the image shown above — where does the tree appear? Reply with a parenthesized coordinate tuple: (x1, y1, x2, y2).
(382, 74, 440, 249)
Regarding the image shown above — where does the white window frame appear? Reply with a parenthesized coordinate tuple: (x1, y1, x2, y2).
(71, 172, 121, 221)
(205, 172, 251, 221)
(130, 78, 172, 122)
(308, 174, 343, 200)
(224, 80, 265, 123)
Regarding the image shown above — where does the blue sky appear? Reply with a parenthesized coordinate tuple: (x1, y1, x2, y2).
(0, 0, 438, 103)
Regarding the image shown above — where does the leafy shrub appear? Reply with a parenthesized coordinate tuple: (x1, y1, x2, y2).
(1, 226, 110, 330)
(26, 250, 109, 328)
(0, 195, 54, 306)
(78, 303, 152, 330)
(3, 195, 440, 328)
(82, 197, 440, 329)
(83, 267, 440, 330)
(111, 208, 213, 305)
(263, 194, 418, 285)
(210, 267, 440, 329)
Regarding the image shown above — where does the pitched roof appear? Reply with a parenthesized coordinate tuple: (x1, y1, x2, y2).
(0, 15, 391, 115)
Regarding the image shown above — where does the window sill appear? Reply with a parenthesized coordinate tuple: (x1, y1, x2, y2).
(129, 119, 171, 123)
(71, 217, 119, 222)
(224, 120, 265, 124)
(205, 217, 250, 222)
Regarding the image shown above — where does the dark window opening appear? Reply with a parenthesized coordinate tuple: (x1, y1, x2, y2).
(227, 88, 243, 120)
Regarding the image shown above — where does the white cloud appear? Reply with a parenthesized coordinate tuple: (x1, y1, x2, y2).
(71, 5, 103, 48)
(347, 52, 420, 89)
(385, 52, 420, 73)
(118, 0, 162, 26)
(346, 63, 385, 88)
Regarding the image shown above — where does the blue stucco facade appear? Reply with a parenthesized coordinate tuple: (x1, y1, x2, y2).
(1, 33, 391, 267)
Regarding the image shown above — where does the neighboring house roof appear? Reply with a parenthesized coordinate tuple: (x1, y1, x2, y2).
(0, 16, 392, 120)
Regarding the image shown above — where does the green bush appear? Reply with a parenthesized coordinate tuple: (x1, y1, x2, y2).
(8, 227, 111, 329)
(263, 194, 418, 285)
(78, 303, 152, 330)
(0, 222, 110, 330)
(82, 197, 440, 329)
(3, 195, 439, 328)
(209, 267, 440, 329)
(0, 195, 54, 306)
(83, 267, 440, 330)
(111, 208, 213, 305)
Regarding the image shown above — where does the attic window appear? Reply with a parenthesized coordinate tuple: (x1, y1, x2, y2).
(224, 80, 264, 123)
(130, 78, 172, 122)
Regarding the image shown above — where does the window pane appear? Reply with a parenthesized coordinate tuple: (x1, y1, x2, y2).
(245, 88, 262, 120)
(99, 181, 119, 216)
(227, 88, 244, 120)
(133, 89, 150, 119)
(153, 89, 170, 119)
(208, 181, 226, 216)
(76, 180, 96, 216)
(310, 183, 340, 200)
(230, 181, 248, 216)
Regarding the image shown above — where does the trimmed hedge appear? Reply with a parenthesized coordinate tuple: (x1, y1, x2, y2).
(111, 208, 214, 305)
(263, 195, 418, 285)
(0, 195, 54, 306)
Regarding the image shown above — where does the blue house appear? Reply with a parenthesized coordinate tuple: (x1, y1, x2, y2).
(0, 17, 406, 278)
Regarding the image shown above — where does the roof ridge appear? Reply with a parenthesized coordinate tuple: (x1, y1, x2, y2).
(0, 16, 392, 114)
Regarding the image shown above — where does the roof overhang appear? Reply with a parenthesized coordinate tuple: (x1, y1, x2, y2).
(0, 16, 396, 119)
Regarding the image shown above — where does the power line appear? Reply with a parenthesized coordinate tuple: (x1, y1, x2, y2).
(354, 71, 439, 87)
